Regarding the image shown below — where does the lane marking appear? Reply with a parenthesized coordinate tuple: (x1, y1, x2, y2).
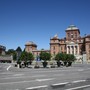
(72, 80, 86, 83)
(13, 74, 24, 76)
(26, 85, 48, 90)
(0, 74, 46, 79)
(51, 82, 69, 87)
(0, 78, 54, 85)
(53, 74, 63, 76)
(66, 84, 90, 90)
(7, 65, 11, 71)
(36, 78, 55, 82)
(78, 69, 84, 71)
(0, 80, 36, 85)
(31, 75, 46, 77)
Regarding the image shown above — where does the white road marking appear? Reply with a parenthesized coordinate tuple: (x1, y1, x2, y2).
(0, 80, 36, 85)
(13, 74, 24, 76)
(7, 65, 11, 71)
(0, 74, 46, 79)
(0, 78, 54, 85)
(31, 75, 46, 77)
(78, 69, 84, 71)
(51, 82, 69, 87)
(66, 84, 90, 90)
(72, 80, 86, 83)
(36, 78, 55, 82)
(26, 85, 48, 90)
(53, 74, 63, 76)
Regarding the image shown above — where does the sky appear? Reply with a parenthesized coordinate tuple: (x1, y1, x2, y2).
(0, 0, 90, 51)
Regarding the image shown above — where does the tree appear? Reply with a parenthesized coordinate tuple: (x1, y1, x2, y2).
(40, 52, 51, 68)
(19, 51, 34, 67)
(55, 53, 76, 67)
(64, 54, 76, 66)
(16, 46, 22, 52)
(16, 46, 22, 61)
(40, 52, 51, 61)
(55, 53, 63, 61)
(28, 53, 34, 61)
(6, 49, 17, 61)
(6, 49, 15, 55)
(55, 53, 63, 67)
(19, 51, 28, 62)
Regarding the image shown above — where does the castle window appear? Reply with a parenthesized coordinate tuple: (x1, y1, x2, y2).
(68, 33, 70, 38)
(53, 40, 55, 42)
(75, 34, 77, 38)
(61, 47, 62, 50)
(53, 46, 55, 50)
(88, 38, 90, 40)
(53, 51, 55, 55)
(71, 34, 73, 38)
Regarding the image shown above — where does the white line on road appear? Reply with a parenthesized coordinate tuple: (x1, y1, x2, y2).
(72, 80, 86, 83)
(36, 78, 55, 82)
(78, 69, 84, 71)
(7, 65, 11, 71)
(0, 80, 36, 85)
(66, 84, 90, 90)
(13, 74, 24, 76)
(26, 85, 48, 90)
(31, 75, 46, 77)
(0, 74, 46, 79)
(0, 78, 55, 85)
(51, 82, 69, 87)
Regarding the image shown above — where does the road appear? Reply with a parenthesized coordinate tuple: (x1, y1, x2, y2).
(0, 63, 90, 90)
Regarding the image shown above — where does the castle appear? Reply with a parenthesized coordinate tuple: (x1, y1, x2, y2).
(25, 25, 90, 63)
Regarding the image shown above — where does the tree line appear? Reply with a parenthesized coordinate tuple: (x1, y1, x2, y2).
(6, 46, 76, 67)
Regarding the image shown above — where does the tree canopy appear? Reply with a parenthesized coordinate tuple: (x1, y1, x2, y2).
(19, 51, 34, 62)
(40, 52, 51, 61)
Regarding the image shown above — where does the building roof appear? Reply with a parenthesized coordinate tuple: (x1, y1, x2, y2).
(85, 34, 90, 38)
(51, 34, 60, 40)
(25, 41, 37, 47)
(66, 25, 79, 30)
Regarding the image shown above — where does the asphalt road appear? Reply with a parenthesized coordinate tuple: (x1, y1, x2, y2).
(0, 63, 90, 90)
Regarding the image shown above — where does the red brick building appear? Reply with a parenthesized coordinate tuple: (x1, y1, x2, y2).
(50, 25, 90, 63)
(25, 41, 50, 60)
(25, 25, 90, 63)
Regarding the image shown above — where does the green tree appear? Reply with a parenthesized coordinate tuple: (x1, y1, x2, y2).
(40, 52, 51, 61)
(55, 53, 64, 67)
(19, 51, 28, 62)
(28, 53, 34, 61)
(16, 46, 22, 61)
(67, 54, 76, 62)
(40, 52, 51, 68)
(19, 51, 34, 67)
(16, 46, 22, 52)
(55, 53, 63, 61)
(64, 54, 76, 66)
(6, 49, 17, 61)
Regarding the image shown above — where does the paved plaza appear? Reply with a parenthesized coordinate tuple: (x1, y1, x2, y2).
(0, 63, 90, 90)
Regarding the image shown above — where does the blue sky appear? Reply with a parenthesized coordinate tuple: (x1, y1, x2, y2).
(0, 0, 90, 51)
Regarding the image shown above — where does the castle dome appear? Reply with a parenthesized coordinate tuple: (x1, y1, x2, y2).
(66, 25, 79, 30)
(25, 41, 37, 47)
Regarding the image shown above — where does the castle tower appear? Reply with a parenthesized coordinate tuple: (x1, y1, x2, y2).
(65, 25, 80, 41)
(50, 34, 60, 55)
(25, 41, 37, 53)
